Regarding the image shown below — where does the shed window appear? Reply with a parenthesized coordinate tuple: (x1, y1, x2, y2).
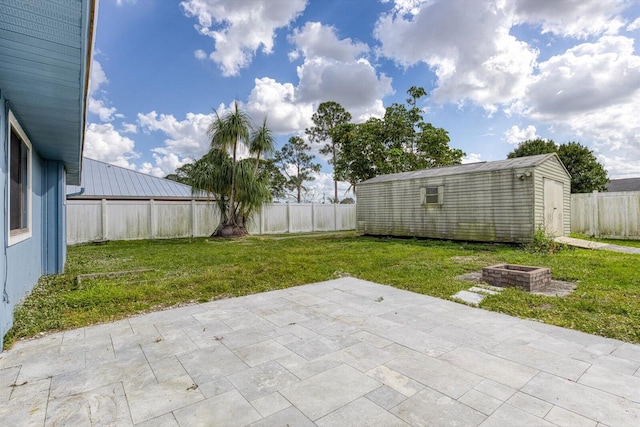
(8, 111, 32, 245)
(421, 186, 443, 205)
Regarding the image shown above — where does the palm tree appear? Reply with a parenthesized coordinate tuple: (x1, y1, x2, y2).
(193, 102, 272, 237)
(250, 117, 275, 172)
(208, 101, 251, 228)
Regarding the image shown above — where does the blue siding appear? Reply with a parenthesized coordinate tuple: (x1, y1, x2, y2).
(1, 92, 67, 351)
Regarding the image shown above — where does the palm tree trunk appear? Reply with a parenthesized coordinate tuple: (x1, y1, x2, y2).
(228, 139, 237, 225)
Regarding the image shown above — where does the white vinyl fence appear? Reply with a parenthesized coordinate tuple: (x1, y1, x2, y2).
(67, 199, 356, 244)
(571, 191, 640, 240)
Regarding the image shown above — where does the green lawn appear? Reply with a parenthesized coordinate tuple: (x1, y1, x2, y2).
(4, 233, 640, 348)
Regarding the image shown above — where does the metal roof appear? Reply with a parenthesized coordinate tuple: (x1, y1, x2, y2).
(66, 158, 206, 199)
(0, 0, 96, 185)
(359, 153, 565, 185)
(606, 178, 640, 192)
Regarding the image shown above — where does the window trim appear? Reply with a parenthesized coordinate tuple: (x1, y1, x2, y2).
(8, 110, 33, 246)
(421, 185, 444, 206)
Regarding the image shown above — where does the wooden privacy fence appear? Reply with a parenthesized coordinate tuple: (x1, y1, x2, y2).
(66, 200, 356, 244)
(571, 191, 640, 240)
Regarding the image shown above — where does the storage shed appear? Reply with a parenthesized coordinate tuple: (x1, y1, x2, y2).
(356, 153, 571, 243)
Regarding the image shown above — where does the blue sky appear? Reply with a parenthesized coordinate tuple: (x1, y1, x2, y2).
(86, 0, 640, 201)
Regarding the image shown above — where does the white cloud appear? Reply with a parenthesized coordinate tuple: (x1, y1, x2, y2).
(116, 0, 137, 5)
(503, 125, 538, 145)
(527, 36, 640, 117)
(88, 60, 118, 122)
(244, 22, 392, 137)
(512, 0, 627, 39)
(599, 154, 640, 179)
(381, 0, 433, 16)
(122, 122, 138, 133)
(461, 153, 482, 164)
(288, 22, 368, 62)
(139, 149, 190, 178)
(84, 123, 138, 168)
(629, 17, 640, 31)
(246, 78, 314, 134)
(137, 111, 217, 159)
(180, 0, 308, 76)
(524, 36, 640, 154)
(290, 22, 392, 121)
(88, 97, 118, 122)
(194, 49, 207, 60)
(375, 1, 537, 110)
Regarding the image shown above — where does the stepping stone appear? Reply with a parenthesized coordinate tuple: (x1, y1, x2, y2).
(452, 291, 485, 305)
(469, 286, 502, 295)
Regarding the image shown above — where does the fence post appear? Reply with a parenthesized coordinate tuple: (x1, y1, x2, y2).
(624, 195, 629, 239)
(149, 199, 155, 239)
(191, 199, 196, 238)
(334, 203, 338, 231)
(591, 191, 598, 237)
(287, 203, 291, 233)
(101, 198, 107, 240)
(311, 203, 315, 232)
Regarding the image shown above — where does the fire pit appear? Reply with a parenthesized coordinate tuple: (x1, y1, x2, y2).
(481, 264, 550, 292)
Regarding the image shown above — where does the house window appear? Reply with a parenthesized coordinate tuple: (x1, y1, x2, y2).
(421, 186, 443, 205)
(8, 111, 32, 245)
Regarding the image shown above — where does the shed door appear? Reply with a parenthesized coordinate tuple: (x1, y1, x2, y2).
(544, 178, 564, 236)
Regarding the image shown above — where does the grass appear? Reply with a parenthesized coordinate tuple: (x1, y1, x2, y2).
(4, 233, 640, 348)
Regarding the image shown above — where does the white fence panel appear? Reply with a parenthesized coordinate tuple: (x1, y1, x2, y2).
(571, 191, 640, 240)
(313, 204, 336, 231)
(289, 204, 313, 233)
(67, 200, 356, 244)
(67, 200, 102, 244)
(106, 201, 150, 241)
(154, 202, 192, 238)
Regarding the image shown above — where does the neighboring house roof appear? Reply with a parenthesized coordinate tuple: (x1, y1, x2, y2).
(360, 153, 567, 185)
(0, 0, 96, 184)
(606, 178, 640, 192)
(66, 158, 207, 199)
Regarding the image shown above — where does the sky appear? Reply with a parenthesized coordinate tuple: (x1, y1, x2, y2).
(86, 0, 640, 201)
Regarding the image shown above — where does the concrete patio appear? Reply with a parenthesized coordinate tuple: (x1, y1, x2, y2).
(1, 277, 639, 426)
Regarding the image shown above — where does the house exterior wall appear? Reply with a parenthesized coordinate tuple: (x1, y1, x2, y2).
(532, 156, 572, 236)
(1, 94, 67, 350)
(356, 158, 570, 243)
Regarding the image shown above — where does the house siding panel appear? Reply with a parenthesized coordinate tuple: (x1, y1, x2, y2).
(1, 96, 47, 348)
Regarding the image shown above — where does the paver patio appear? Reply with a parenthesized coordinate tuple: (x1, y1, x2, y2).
(1, 277, 639, 426)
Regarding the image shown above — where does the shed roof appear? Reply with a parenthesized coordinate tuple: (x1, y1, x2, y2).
(66, 158, 205, 199)
(0, 0, 96, 185)
(606, 178, 640, 192)
(359, 153, 566, 185)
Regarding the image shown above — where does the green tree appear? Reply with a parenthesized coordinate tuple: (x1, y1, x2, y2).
(306, 102, 352, 203)
(557, 142, 608, 193)
(165, 162, 195, 184)
(274, 136, 321, 203)
(332, 87, 464, 191)
(507, 139, 608, 193)
(507, 138, 557, 158)
(250, 117, 275, 171)
(256, 159, 287, 200)
(189, 102, 272, 237)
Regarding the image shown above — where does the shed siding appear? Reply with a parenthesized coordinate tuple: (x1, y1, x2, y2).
(357, 167, 536, 242)
(357, 154, 571, 243)
(532, 157, 571, 236)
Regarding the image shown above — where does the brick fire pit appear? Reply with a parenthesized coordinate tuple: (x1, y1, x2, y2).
(481, 264, 551, 292)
